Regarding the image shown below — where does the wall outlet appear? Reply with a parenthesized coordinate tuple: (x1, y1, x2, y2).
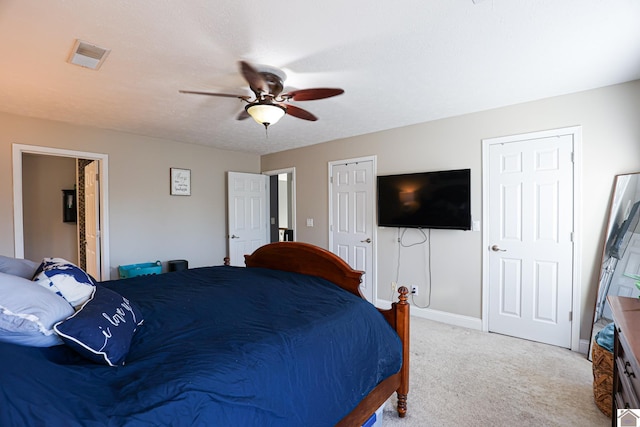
(391, 281, 397, 292)
(411, 285, 418, 295)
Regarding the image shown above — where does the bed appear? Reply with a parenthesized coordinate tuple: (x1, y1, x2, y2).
(0, 242, 409, 426)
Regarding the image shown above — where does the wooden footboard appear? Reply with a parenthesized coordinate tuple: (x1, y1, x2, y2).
(244, 242, 410, 424)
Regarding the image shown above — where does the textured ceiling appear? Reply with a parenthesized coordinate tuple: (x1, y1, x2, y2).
(1, 1, 639, 155)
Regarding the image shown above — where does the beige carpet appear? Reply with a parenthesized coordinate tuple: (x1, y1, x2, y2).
(381, 316, 610, 427)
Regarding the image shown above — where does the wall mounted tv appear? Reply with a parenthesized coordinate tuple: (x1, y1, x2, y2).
(377, 168, 471, 230)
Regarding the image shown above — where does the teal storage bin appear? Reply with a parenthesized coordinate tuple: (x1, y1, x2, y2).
(118, 261, 162, 279)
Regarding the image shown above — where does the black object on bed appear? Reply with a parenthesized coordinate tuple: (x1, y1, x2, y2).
(0, 261, 403, 426)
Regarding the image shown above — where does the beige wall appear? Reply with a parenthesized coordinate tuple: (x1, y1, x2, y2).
(0, 112, 260, 278)
(2, 81, 638, 341)
(22, 154, 78, 263)
(261, 80, 640, 341)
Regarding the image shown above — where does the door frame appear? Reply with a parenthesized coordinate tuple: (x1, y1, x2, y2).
(12, 144, 110, 280)
(328, 155, 377, 303)
(262, 167, 297, 242)
(481, 126, 582, 352)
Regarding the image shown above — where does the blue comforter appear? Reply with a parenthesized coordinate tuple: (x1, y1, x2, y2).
(0, 266, 402, 426)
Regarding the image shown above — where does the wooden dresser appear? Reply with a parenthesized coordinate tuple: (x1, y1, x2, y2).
(608, 296, 640, 425)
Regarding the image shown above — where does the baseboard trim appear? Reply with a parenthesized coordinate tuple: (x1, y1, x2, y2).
(578, 339, 590, 355)
(377, 299, 590, 354)
(377, 298, 482, 330)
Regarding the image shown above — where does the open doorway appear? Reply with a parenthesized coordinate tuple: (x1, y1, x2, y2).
(264, 168, 296, 243)
(21, 154, 78, 264)
(12, 144, 110, 281)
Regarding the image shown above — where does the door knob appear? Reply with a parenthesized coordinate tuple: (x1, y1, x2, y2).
(230, 234, 240, 239)
(361, 238, 372, 243)
(491, 245, 506, 252)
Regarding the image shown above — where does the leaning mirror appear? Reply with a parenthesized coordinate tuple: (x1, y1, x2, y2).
(589, 172, 640, 360)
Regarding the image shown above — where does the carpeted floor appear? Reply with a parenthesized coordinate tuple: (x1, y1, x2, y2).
(381, 316, 610, 427)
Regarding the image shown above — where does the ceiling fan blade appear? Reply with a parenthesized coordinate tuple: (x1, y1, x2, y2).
(284, 104, 317, 121)
(281, 88, 344, 101)
(236, 110, 250, 120)
(179, 90, 250, 101)
(239, 61, 268, 94)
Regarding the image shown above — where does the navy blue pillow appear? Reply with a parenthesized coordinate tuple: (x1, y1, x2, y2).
(53, 286, 143, 366)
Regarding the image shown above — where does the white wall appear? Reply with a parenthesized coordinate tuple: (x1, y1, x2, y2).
(278, 176, 289, 228)
(0, 112, 260, 278)
(261, 80, 640, 340)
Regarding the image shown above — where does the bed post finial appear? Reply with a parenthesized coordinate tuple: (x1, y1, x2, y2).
(397, 286, 409, 305)
(223, 257, 230, 266)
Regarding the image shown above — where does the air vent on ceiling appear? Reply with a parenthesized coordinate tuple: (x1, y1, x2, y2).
(68, 39, 110, 70)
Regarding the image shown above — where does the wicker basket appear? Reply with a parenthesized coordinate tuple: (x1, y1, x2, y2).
(592, 339, 613, 417)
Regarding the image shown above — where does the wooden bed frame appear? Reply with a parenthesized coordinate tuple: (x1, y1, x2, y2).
(241, 241, 410, 425)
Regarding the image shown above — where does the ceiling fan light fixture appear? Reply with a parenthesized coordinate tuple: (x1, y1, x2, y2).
(245, 103, 286, 128)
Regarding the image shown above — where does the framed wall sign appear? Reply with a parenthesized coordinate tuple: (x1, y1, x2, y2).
(170, 168, 191, 196)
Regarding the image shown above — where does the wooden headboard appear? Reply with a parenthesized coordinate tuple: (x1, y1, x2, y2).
(243, 241, 365, 298)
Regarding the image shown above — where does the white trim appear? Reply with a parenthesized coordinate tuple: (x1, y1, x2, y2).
(380, 296, 589, 354)
(481, 126, 582, 352)
(262, 167, 297, 241)
(328, 155, 378, 302)
(377, 298, 483, 330)
(578, 339, 590, 355)
(12, 144, 111, 281)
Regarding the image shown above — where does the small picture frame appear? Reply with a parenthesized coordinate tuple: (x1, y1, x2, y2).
(170, 168, 191, 196)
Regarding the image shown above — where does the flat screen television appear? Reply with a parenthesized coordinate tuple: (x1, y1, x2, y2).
(377, 168, 471, 230)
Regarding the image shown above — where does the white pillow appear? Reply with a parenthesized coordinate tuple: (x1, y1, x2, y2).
(0, 272, 74, 347)
(0, 255, 38, 279)
(32, 258, 96, 308)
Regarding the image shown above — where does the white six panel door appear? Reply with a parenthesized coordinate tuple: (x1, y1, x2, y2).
(488, 135, 574, 348)
(227, 172, 268, 267)
(331, 161, 375, 302)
